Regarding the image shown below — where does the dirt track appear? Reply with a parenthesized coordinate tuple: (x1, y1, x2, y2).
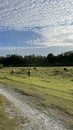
(0, 87, 68, 130)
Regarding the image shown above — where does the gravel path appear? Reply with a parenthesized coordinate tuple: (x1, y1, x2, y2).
(0, 88, 68, 130)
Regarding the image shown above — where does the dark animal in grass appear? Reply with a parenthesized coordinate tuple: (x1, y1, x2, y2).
(64, 68, 68, 71)
(33, 67, 37, 70)
(28, 70, 31, 77)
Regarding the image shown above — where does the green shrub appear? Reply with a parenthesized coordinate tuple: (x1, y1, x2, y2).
(0, 63, 3, 69)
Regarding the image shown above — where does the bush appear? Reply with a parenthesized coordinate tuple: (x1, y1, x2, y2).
(0, 64, 3, 69)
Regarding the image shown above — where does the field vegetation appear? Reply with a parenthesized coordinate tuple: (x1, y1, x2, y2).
(0, 94, 17, 130)
(0, 67, 73, 129)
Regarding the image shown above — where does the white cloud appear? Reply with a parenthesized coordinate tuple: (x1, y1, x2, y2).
(0, 0, 73, 29)
(31, 25, 73, 47)
(0, 0, 73, 47)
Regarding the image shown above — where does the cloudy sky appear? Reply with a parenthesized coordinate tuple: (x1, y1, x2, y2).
(0, 0, 73, 56)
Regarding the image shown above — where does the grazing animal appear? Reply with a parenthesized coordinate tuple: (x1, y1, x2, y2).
(28, 70, 31, 77)
(64, 68, 68, 71)
(33, 67, 37, 70)
(11, 69, 15, 75)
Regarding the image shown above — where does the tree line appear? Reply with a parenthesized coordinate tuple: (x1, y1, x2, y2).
(0, 51, 73, 67)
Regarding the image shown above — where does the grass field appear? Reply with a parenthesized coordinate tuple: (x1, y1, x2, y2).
(0, 94, 17, 130)
(0, 67, 73, 129)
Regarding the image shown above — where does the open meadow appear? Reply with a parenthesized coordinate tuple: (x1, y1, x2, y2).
(0, 67, 73, 129)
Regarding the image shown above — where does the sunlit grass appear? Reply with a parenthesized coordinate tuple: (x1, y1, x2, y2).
(0, 95, 17, 130)
(0, 67, 73, 129)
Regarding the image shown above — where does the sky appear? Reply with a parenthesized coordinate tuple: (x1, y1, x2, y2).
(0, 0, 73, 56)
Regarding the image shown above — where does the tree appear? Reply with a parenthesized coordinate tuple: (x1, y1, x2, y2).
(46, 53, 55, 65)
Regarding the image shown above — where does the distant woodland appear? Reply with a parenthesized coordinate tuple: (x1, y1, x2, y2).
(0, 51, 73, 67)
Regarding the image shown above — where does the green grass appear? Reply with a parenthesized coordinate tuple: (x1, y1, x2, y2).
(0, 67, 73, 129)
(0, 94, 18, 130)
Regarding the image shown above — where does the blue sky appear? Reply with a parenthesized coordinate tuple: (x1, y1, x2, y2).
(0, 0, 73, 56)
